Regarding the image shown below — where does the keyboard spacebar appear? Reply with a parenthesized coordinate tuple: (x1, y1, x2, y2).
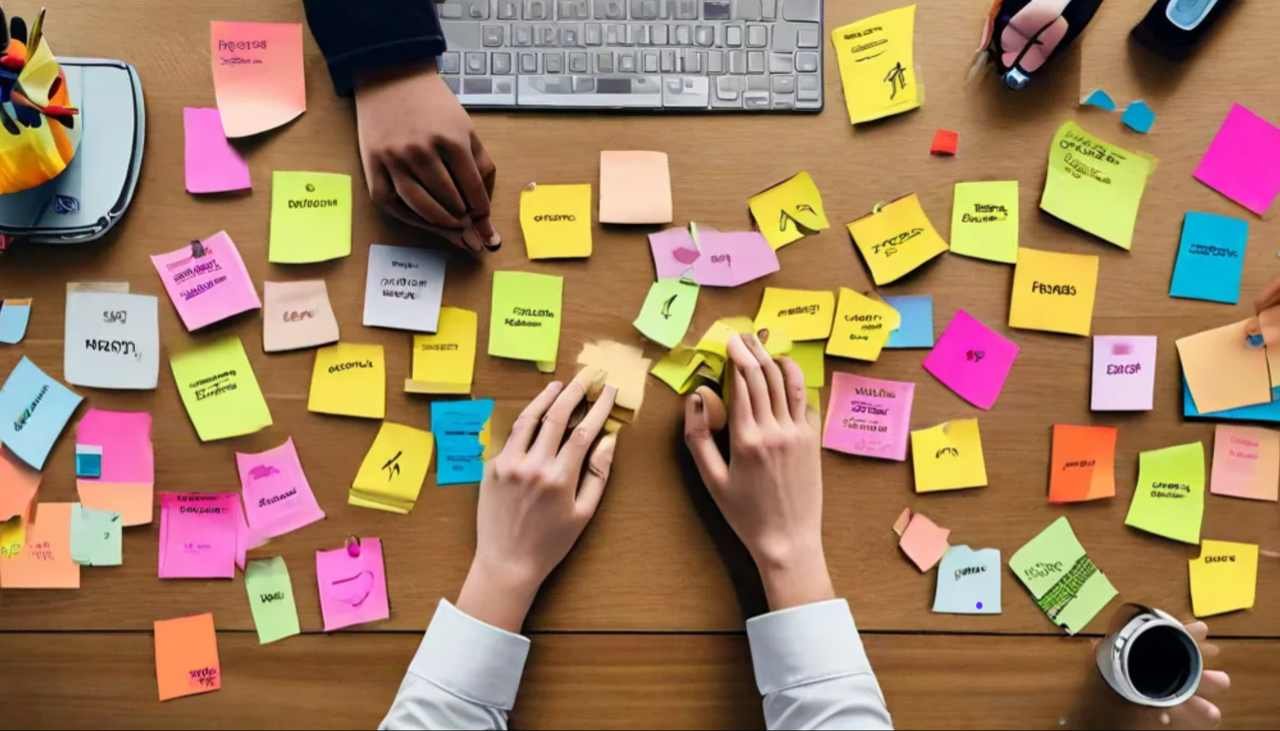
(518, 75, 663, 108)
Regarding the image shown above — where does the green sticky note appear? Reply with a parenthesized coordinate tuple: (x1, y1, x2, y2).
(1125, 442, 1205, 544)
(69, 504, 122, 566)
(269, 171, 353, 263)
(1040, 121, 1155, 250)
(488, 271, 563, 363)
(634, 278, 699, 348)
(950, 181, 1019, 264)
(244, 556, 301, 644)
(1009, 516, 1117, 635)
(789, 340, 826, 389)
(170, 335, 273, 441)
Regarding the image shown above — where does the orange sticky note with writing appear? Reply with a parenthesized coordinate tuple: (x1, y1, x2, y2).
(209, 21, 306, 138)
(0, 502, 80, 589)
(0, 444, 41, 521)
(1048, 425, 1117, 503)
(154, 613, 222, 701)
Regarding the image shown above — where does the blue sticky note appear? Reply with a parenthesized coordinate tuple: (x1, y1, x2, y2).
(1169, 211, 1249, 304)
(0, 357, 83, 469)
(431, 399, 495, 486)
(884, 295, 934, 349)
(1081, 88, 1117, 112)
(1122, 100, 1156, 134)
(932, 545, 1001, 615)
(1184, 380, 1280, 423)
(0, 299, 31, 344)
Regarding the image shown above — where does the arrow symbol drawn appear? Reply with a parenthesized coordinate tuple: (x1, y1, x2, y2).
(660, 294, 678, 319)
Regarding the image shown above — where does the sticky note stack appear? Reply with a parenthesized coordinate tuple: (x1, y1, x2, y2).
(576, 341, 652, 432)
(406, 307, 478, 395)
(350, 422, 434, 513)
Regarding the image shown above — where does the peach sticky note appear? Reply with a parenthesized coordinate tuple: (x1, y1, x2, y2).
(0, 502, 80, 589)
(1210, 425, 1280, 502)
(0, 444, 41, 522)
(209, 21, 306, 138)
(154, 613, 221, 701)
(1177, 319, 1272, 413)
(894, 508, 950, 572)
(598, 151, 672, 224)
(1048, 424, 1118, 503)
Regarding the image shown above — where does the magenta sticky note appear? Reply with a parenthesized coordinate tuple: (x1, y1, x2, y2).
(75, 408, 153, 484)
(647, 226, 779, 287)
(231, 498, 269, 571)
(158, 492, 238, 579)
(822, 372, 915, 461)
(183, 107, 252, 194)
(1091, 335, 1157, 411)
(316, 537, 390, 631)
(150, 231, 262, 331)
(923, 309, 1020, 410)
(235, 438, 325, 540)
(1193, 103, 1280, 216)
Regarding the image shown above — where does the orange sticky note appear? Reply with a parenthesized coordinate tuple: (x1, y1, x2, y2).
(0, 502, 80, 589)
(154, 613, 222, 701)
(1177, 319, 1273, 413)
(0, 444, 41, 521)
(1048, 425, 1117, 503)
(209, 21, 306, 138)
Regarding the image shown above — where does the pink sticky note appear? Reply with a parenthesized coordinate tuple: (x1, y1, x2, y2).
(74, 409, 155, 527)
(923, 309, 1020, 410)
(648, 226, 779, 287)
(1193, 103, 1280, 216)
(1091, 336, 1157, 411)
(158, 492, 238, 579)
(316, 537, 390, 631)
(235, 438, 325, 539)
(210, 21, 306, 138)
(898, 509, 950, 572)
(183, 107, 251, 194)
(1210, 425, 1280, 502)
(822, 372, 915, 461)
(231, 498, 269, 571)
(150, 231, 261, 331)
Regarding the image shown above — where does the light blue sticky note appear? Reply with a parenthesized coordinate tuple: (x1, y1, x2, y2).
(1183, 380, 1280, 423)
(884, 295, 934, 349)
(1169, 211, 1249, 304)
(0, 357, 83, 469)
(1081, 88, 1117, 112)
(431, 399, 495, 486)
(1122, 100, 1156, 134)
(70, 504, 123, 566)
(932, 545, 1001, 614)
(0, 300, 31, 344)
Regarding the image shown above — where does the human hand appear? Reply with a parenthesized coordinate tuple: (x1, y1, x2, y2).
(1245, 275, 1280, 345)
(456, 377, 619, 632)
(683, 332, 834, 612)
(354, 60, 499, 254)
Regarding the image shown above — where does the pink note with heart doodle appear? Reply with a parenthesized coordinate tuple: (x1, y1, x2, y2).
(923, 309, 1020, 410)
(315, 537, 390, 631)
(647, 225, 779, 287)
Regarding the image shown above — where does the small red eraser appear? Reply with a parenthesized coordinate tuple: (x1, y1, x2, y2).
(930, 129, 959, 156)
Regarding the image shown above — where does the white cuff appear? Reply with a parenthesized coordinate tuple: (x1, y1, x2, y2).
(746, 599, 873, 696)
(408, 599, 531, 710)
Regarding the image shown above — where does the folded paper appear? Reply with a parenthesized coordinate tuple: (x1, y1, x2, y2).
(649, 225, 780, 287)
(171, 336, 272, 441)
(150, 231, 261, 331)
(577, 341, 652, 430)
(894, 508, 949, 572)
(309, 343, 387, 419)
(847, 193, 948, 285)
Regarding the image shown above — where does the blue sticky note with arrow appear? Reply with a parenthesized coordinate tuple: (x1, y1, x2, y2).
(932, 545, 1002, 614)
(884, 295, 934, 349)
(1169, 211, 1248, 304)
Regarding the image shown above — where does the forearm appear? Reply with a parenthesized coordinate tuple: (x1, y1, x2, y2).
(302, 0, 447, 95)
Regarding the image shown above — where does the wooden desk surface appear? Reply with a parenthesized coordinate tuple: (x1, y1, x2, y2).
(2, 0, 1278, 727)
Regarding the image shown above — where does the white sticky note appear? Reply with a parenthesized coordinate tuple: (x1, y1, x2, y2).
(361, 244, 447, 333)
(63, 291, 160, 390)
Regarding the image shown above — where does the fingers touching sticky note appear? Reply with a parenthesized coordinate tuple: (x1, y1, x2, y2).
(1177, 320, 1272, 414)
(755, 287, 835, 341)
(521, 183, 592, 259)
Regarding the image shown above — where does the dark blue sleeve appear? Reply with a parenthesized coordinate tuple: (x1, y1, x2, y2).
(302, 0, 447, 96)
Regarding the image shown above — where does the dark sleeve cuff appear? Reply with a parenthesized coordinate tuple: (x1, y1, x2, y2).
(302, 0, 448, 96)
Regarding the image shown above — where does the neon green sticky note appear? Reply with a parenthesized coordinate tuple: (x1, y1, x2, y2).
(1040, 121, 1155, 250)
(650, 347, 706, 394)
(789, 340, 826, 389)
(268, 171, 353, 263)
(520, 183, 592, 259)
(1125, 442, 1205, 544)
(244, 556, 301, 644)
(170, 335, 273, 441)
(488, 271, 563, 364)
(950, 181, 1019, 264)
(634, 278, 699, 348)
(1009, 516, 1117, 635)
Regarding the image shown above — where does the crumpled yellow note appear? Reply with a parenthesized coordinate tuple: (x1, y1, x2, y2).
(308, 343, 386, 419)
(830, 5, 923, 124)
(910, 419, 988, 493)
(349, 422, 433, 514)
(650, 346, 707, 395)
(748, 171, 830, 250)
(827, 288, 901, 362)
(1040, 121, 1155, 250)
(1188, 539, 1258, 618)
(519, 183, 592, 259)
(754, 287, 835, 341)
(406, 307, 477, 395)
(1008, 248, 1099, 336)
(847, 193, 949, 285)
(577, 341, 652, 431)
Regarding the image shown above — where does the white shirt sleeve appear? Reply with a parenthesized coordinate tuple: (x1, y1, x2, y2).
(746, 599, 894, 731)
(380, 599, 530, 731)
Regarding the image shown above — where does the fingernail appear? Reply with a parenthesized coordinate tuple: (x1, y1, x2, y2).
(756, 328, 770, 345)
(692, 393, 703, 412)
(483, 231, 502, 251)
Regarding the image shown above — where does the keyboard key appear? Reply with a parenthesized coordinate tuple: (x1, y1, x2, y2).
(675, 24, 692, 45)
(465, 0, 491, 18)
(465, 52, 488, 74)
(746, 75, 768, 92)
(533, 75, 574, 93)
(573, 76, 596, 92)
(707, 50, 724, 74)
(797, 26, 819, 48)
(797, 73, 819, 101)
(443, 76, 461, 93)
(636, 24, 652, 44)
(544, 52, 564, 73)
(537, 25, 558, 45)
(674, 0, 698, 19)
(464, 77, 493, 93)
(768, 51, 792, 73)
(560, 25, 582, 45)
(643, 50, 660, 72)
(597, 77, 630, 92)
(525, 0, 552, 19)
(593, 0, 626, 19)
(735, 0, 762, 20)
(703, 0, 731, 20)
(492, 52, 513, 74)
(568, 51, 590, 72)
(746, 24, 768, 47)
(595, 50, 615, 72)
(558, 0, 590, 19)
(694, 25, 715, 46)
(781, 0, 820, 22)
(513, 25, 534, 45)
(747, 51, 765, 73)
(483, 25, 505, 46)
(663, 76, 710, 107)
(520, 52, 540, 72)
(761, 0, 777, 19)
(651, 24, 669, 44)
(619, 52, 638, 72)
(744, 90, 770, 109)
(440, 3, 463, 19)
(771, 74, 795, 93)
(440, 52, 462, 74)
(585, 23, 603, 44)
(681, 49, 704, 72)
(661, 49, 677, 72)
(631, 0, 662, 19)
(795, 51, 818, 72)
(715, 75, 742, 100)
(496, 78, 515, 93)
(498, 0, 519, 18)
(728, 50, 746, 73)
(725, 25, 743, 46)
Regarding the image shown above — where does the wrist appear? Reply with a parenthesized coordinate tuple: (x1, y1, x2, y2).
(455, 557, 541, 634)
(754, 540, 835, 612)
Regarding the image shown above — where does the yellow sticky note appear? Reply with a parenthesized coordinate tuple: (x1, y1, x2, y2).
(754, 288, 835, 341)
(805, 386, 822, 413)
(748, 171, 830, 250)
(847, 194, 949, 285)
(488, 271, 563, 364)
(406, 307, 478, 395)
(830, 5, 922, 124)
(350, 422, 433, 514)
(0, 515, 25, 559)
(951, 181, 1019, 264)
(519, 183, 592, 259)
(827, 288, 901, 362)
(1008, 248, 1099, 336)
(170, 336, 273, 441)
(695, 316, 792, 381)
(910, 419, 988, 492)
(309, 343, 386, 419)
(1189, 540, 1258, 618)
(789, 340, 826, 389)
(268, 171, 353, 263)
(1040, 121, 1155, 250)
(650, 347, 706, 395)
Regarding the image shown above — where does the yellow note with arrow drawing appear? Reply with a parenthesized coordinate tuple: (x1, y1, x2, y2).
(748, 171, 830, 250)
(831, 5, 923, 124)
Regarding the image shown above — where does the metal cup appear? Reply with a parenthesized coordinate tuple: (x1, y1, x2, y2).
(1096, 606, 1203, 708)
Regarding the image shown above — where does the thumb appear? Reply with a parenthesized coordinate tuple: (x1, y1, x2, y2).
(684, 392, 729, 494)
(575, 432, 617, 520)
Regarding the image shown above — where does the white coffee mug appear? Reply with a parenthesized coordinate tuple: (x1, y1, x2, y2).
(1095, 605, 1203, 708)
